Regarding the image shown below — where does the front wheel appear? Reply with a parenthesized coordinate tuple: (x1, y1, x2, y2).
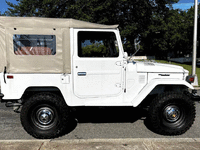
(20, 93, 70, 139)
(147, 92, 196, 135)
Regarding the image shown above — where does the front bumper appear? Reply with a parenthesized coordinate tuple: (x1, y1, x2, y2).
(190, 90, 200, 101)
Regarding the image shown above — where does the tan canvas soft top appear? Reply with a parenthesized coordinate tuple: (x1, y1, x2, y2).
(0, 17, 118, 29)
(0, 17, 118, 73)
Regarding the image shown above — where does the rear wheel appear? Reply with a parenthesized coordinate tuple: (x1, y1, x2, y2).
(147, 92, 195, 135)
(20, 93, 70, 139)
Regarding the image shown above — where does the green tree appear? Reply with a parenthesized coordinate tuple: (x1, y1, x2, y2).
(141, 6, 197, 59)
(0, 11, 6, 16)
(5, 0, 76, 17)
(5, 0, 179, 55)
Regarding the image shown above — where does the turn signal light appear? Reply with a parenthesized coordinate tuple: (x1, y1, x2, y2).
(189, 77, 194, 82)
(186, 75, 194, 83)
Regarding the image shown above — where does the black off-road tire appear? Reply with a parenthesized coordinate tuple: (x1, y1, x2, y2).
(20, 93, 70, 139)
(147, 92, 196, 135)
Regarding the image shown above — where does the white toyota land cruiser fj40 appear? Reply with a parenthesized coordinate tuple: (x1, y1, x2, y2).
(0, 17, 199, 139)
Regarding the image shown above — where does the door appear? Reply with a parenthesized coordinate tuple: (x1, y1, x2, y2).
(73, 29, 124, 98)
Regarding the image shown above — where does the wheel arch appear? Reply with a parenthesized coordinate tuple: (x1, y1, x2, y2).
(132, 79, 194, 107)
(21, 86, 66, 104)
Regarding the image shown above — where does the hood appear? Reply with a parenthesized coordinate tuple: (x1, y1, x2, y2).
(136, 61, 187, 73)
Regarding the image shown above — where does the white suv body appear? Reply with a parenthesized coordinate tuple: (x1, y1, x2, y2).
(1, 28, 193, 106)
(0, 17, 197, 139)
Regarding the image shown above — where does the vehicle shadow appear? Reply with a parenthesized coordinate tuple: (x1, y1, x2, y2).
(62, 106, 150, 137)
(72, 106, 147, 123)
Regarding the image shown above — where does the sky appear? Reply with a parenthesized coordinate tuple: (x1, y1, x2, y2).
(0, 0, 18, 13)
(172, 0, 200, 10)
(0, 0, 199, 14)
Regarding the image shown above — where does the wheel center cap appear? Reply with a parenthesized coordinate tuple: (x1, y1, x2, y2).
(37, 108, 54, 125)
(40, 113, 50, 123)
(164, 105, 180, 122)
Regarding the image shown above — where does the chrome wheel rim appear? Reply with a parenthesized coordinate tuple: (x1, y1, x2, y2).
(31, 106, 57, 130)
(163, 105, 181, 122)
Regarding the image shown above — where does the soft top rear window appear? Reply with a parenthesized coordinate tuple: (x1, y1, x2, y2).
(13, 35, 56, 55)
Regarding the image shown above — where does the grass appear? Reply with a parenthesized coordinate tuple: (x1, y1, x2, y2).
(155, 60, 200, 86)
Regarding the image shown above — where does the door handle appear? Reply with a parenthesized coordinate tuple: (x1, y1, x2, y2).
(78, 72, 86, 76)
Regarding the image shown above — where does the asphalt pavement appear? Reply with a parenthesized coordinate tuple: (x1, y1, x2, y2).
(0, 89, 200, 149)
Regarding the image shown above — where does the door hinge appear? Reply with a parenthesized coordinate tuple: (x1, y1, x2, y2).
(115, 61, 122, 66)
(115, 83, 121, 88)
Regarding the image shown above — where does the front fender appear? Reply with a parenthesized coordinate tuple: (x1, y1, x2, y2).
(131, 79, 194, 107)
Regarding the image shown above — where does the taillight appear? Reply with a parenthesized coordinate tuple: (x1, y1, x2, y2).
(7, 75, 14, 79)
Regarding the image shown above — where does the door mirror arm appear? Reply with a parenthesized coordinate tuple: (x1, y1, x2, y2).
(124, 52, 128, 59)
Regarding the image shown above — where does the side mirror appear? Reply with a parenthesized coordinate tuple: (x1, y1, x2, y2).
(134, 39, 140, 51)
(132, 38, 140, 56)
(124, 52, 128, 59)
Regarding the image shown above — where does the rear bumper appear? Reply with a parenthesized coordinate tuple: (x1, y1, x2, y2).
(0, 93, 4, 101)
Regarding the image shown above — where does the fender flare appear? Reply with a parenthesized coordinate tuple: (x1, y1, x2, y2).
(131, 79, 194, 107)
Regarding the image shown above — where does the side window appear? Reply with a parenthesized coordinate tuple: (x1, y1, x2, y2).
(13, 35, 56, 55)
(78, 31, 119, 57)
